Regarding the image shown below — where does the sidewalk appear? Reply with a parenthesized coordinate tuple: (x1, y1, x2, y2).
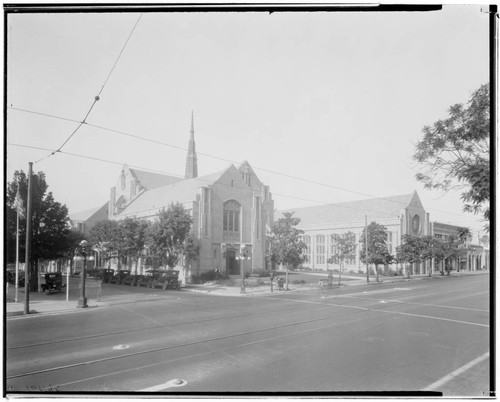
(6, 270, 488, 318)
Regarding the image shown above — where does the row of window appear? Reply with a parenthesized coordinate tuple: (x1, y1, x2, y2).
(303, 232, 396, 265)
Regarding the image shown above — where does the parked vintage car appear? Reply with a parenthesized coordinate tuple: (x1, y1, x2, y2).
(136, 274, 151, 287)
(109, 270, 131, 285)
(6, 269, 25, 287)
(122, 274, 143, 286)
(95, 268, 115, 283)
(40, 272, 65, 294)
(144, 271, 161, 288)
(152, 270, 181, 291)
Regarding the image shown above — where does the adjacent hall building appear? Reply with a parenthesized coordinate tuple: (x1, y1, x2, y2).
(99, 113, 274, 280)
(278, 191, 487, 275)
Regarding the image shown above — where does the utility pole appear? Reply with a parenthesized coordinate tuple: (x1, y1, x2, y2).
(15, 208, 20, 302)
(24, 162, 33, 315)
(365, 215, 369, 283)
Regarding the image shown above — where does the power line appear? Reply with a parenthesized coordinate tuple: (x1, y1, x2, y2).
(33, 14, 143, 164)
(97, 14, 142, 97)
(9, 105, 486, 222)
(8, 142, 485, 227)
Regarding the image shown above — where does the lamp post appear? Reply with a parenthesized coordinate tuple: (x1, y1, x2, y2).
(236, 246, 251, 294)
(37, 221, 45, 293)
(73, 240, 94, 308)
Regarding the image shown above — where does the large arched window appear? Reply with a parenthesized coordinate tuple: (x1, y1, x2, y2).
(223, 200, 241, 242)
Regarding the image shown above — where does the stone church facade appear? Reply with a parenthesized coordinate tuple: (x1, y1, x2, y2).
(107, 114, 274, 279)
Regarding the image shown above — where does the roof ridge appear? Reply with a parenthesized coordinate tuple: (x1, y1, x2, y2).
(282, 192, 414, 212)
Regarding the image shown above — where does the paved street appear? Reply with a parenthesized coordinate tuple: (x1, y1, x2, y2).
(6, 272, 490, 396)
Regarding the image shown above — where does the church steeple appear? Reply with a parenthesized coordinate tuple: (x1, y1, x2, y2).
(185, 111, 198, 179)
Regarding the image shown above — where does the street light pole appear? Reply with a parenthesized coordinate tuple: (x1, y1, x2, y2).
(74, 240, 93, 308)
(24, 162, 33, 315)
(237, 255, 246, 294)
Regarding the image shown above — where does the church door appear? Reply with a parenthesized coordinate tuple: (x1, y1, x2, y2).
(226, 250, 239, 275)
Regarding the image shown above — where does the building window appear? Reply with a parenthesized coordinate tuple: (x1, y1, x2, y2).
(387, 231, 393, 254)
(330, 235, 338, 256)
(316, 234, 325, 264)
(303, 235, 311, 263)
(255, 196, 261, 240)
(203, 187, 210, 236)
(223, 200, 241, 242)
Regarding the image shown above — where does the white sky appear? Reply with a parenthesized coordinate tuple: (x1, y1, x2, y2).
(6, 5, 490, 239)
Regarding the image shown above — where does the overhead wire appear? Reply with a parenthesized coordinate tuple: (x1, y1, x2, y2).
(8, 141, 485, 230)
(33, 14, 143, 164)
(9, 105, 487, 223)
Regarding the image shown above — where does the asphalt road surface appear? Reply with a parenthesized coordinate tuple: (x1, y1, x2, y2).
(6, 273, 491, 396)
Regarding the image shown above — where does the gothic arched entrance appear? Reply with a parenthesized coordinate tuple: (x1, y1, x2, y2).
(226, 250, 239, 275)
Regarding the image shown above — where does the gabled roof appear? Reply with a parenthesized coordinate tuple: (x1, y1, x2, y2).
(280, 192, 417, 227)
(69, 203, 108, 222)
(129, 168, 183, 190)
(119, 168, 228, 217)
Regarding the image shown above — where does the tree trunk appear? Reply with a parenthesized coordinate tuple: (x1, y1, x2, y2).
(338, 260, 342, 286)
(285, 265, 289, 291)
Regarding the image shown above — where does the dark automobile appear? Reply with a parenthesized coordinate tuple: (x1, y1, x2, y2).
(152, 270, 181, 291)
(109, 270, 131, 285)
(95, 268, 115, 283)
(40, 273, 65, 294)
(144, 271, 161, 288)
(122, 274, 143, 286)
(136, 274, 153, 287)
(6, 270, 25, 287)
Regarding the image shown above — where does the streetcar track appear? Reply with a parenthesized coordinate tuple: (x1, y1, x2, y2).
(7, 276, 490, 388)
(6, 301, 321, 350)
(54, 315, 371, 389)
(6, 304, 377, 380)
(8, 281, 488, 351)
(9, 287, 488, 382)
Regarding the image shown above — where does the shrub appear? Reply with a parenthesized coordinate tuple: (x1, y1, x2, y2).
(292, 279, 306, 285)
(192, 269, 229, 284)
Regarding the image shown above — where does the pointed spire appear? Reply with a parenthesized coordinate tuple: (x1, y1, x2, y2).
(190, 110, 194, 137)
(185, 110, 198, 179)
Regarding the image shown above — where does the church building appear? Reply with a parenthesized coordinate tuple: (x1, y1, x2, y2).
(107, 113, 274, 280)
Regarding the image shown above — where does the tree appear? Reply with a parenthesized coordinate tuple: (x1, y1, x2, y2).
(480, 234, 490, 248)
(413, 84, 490, 229)
(61, 228, 87, 268)
(359, 222, 392, 281)
(146, 202, 199, 269)
(441, 236, 460, 275)
(396, 235, 423, 279)
(420, 235, 446, 277)
(120, 217, 150, 274)
(6, 170, 71, 290)
(327, 232, 356, 285)
(88, 220, 122, 268)
(270, 212, 307, 290)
